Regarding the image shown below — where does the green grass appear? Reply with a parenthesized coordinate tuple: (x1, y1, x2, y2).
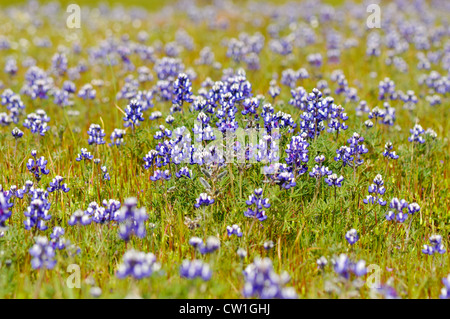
(0, 0, 449, 299)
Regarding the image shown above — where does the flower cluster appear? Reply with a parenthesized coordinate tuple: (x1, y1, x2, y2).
(116, 250, 160, 280)
(242, 257, 297, 299)
(180, 259, 212, 281)
(363, 174, 387, 206)
(29, 236, 56, 270)
(116, 197, 148, 241)
(422, 235, 446, 255)
(244, 188, 270, 222)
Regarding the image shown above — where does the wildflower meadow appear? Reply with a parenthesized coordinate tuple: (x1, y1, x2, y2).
(0, 0, 449, 301)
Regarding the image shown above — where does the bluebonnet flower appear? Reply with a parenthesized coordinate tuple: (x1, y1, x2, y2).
(264, 163, 296, 190)
(172, 73, 193, 106)
(180, 259, 212, 281)
(244, 188, 270, 222)
(47, 176, 70, 193)
(363, 174, 387, 206)
(150, 169, 171, 181)
(123, 99, 145, 129)
(407, 203, 420, 215)
(332, 254, 367, 279)
(52, 88, 72, 107)
(102, 199, 121, 222)
(68, 209, 92, 226)
(264, 240, 274, 250)
(268, 80, 280, 100)
(345, 229, 359, 245)
(422, 235, 446, 255)
(101, 166, 110, 181)
(408, 124, 425, 144)
(11, 127, 23, 139)
(76, 148, 94, 161)
(87, 124, 106, 145)
(154, 57, 184, 81)
(0, 112, 11, 126)
(355, 100, 370, 117)
(237, 248, 247, 259)
(24, 188, 51, 231)
(29, 236, 56, 270)
(26, 150, 50, 182)
(199, 236, 220, 254)
(116, 250, 160, 280)
(23, 110, 50, 136)
(325, 174, 344, 187)
(307, 53, 322, 68)
(109, 128, 126, 146)
(4, 58, 18, 75)
(227, 225, 243, 237)
(194, 193, 215, 208)
(400, 90, 418, 111)
(62, 80, 76, 93)
(298, 88, 333, 139)
(327, 104, 348, 136)
(383, 142, 399, 160)
(440, 274, 450, 299)
(368, 106, 386, 125)
(50, 226, 67, 250)
(309, 156, 332, 179)
(51, 52, 68, 76)
(78, 83, 96, 100)
(335, 133, 368, 168)
(378, 77, 397, 101)
(386, 198, 409, 223)
(317, 256, 328, 270)
(285, 134, 309, 175)
(0, 192, 13, 229)
(243, 257, 297, 299)
(189, 236, 204, 249)
(154, 124, 172, 140)
(116, 198, 148, 241)
(175, 167, 191, 179)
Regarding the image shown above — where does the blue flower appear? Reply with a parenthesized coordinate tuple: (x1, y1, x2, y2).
(227, 225, 243, 237)
(382, 141, 399, 160)
(26, 150, 50, 182)
(76, 148, 94, 161)
(116, 250, 160, 280)
(180, 259, 212, 281)
(117, 198, 148, 241)
(422, 235, 446, 255)
(87, 124, 106, 145)
(244, 188, 270, 222)
(29, 236, 56, 270)
(47, 176, 70, 193)
(123, 99, 145, 129)
(243, 257, 297, 299)
(345, 229, 359, 245)
(109, 129, 126, 146)
(194, 193, 215, 208)
(68, 209, 92, 226)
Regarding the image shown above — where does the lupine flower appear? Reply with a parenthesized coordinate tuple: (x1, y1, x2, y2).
(237, 248, 247, 259)
(123, 99, 145, 129)
(243, 257, 297, 299)
(332, 254, 367, 279)
(172, 73, 193, 106)
(383, 142, 399, 160)
(11, 127, 24, 139)
(175, 167, 192, 179)
(116, 250, 160, 280)
(285, 134, 309, 175)
(199, 236, 220, 254)
(102, 199, 121, 222)
(244, 188, 270, 222)
(317, 256, 328, 270)
(116, 198, 148, 241)
(264, 163, 296, 190)
(26, 150, 50, 182)
(50, 226, 67, 250)
(180, 259, 212, 281)
(68, 209, 92, 226)
(76, 148, 94, 161)
(335, 132, 368, 167)
(0, 192, 13, 229)
(87, 124, 106, 145)
(29, 236, 56, 270)
(386, 198, 408, 223)
(227, 224, 243, 237)
(422, 235, 446, 255)
(23, 110, 50, 136)
(440, 274, 450, 299)
(150, 169, 171, 181)
(363, 174, 387, 206)
(47, 176, 70, 193)
(345, 229, 359, 245)
(408, 124, 425, 144)
(194, 193, 215, 208)
(264, 240, 274, 250)
(325, 174, 344, 187)
(78, 83, 96, 100)
(109, 128, 126, 147)
(101, 166, 110, 181)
